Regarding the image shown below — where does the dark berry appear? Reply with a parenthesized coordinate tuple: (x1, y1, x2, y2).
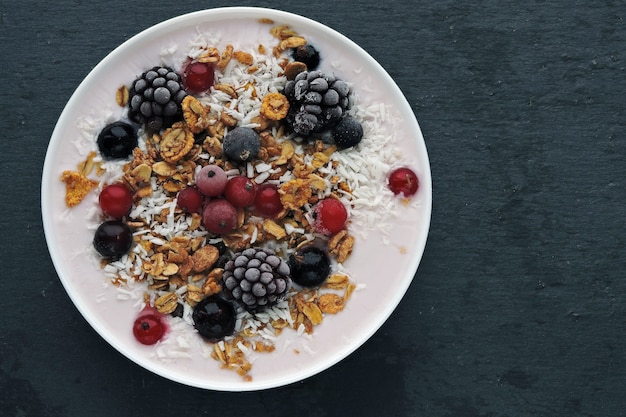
(312, 198, 348, 235)
(388, 167, 419, 197)
(332, 116, 363, 149)
(97, 122, 137, 159)
(128, 66, 186, 131)
(202, 199, 237, 234)
(254, 184, 283, 218)
(292, 45, 320, 70)
(224, 176, 256, 207)
(99, 183, 134, 218)
(196, 165, 227, 197)
(223, 248, 291, 311)
(93, 220, 133, 259)
(176, 187, 204, 213)
(133, 309, 167, 345)
(289, 246, 331, 287)
(284, 71, 351, 136)
(182, 61, 215, 94)
(222, 127, 261, 163)
(192, 296, 236, 342)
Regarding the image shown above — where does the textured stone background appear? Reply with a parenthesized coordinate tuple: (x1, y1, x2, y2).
(1, 1, 625, 416)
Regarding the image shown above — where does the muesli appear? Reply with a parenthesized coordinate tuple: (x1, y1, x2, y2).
(61, 20, 420, 381)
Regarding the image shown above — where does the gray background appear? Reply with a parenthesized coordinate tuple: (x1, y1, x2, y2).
(2, 0, 625, 416)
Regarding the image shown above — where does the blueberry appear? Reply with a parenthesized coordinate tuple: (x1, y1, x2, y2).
(288, 246, 331, 287)
(332, 116, 364, 149)
(292, 44, 320, 70)
(93, 220, 133, 259)
(222, 127, 261, 163)
(192, 296, 236, 342)
(97, 121, 138, 159)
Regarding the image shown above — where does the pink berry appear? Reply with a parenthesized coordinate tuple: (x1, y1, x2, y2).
(196, 165, 227, 197)
(388, 167, 419, 197)
(312, 198, 348, 235)
(177, 187, 204, 213)
(224, 176, 256, 207)
(202, 199, 237, 234)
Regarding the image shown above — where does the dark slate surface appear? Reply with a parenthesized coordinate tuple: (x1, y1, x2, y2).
(1, 1, 625, 416)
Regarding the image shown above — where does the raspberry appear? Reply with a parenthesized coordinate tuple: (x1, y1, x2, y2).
(128, 66, 186, 132)
(284, 71, 351, 136)
(223, 248, 291, 311)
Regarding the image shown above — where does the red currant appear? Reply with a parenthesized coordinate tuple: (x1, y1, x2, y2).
(254, 184, 283, 218)
(182, 61, 215, 94)
(202, 199, 238, 234)
(99, 183, 133, 218)
(388, 167, 419, 197)
(177, 187, 204, 213)
(196, 164, 227, 197)
(133, 309, 167, 345)
(312, 198, 348, 235)
(224, 176, 256, 207)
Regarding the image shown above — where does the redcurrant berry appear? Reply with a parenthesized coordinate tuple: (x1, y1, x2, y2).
(388, 167, 419, 197)
(177, 187, 204, 213)
(202, 199, 237, 234)
(99, 183, 133, 218)
(254, 184, 283, 218)
(312, 198, 348, 235)
(224, 176, 256, 207)
(182, 61, 215, 94)
(133, 309, 167, 345)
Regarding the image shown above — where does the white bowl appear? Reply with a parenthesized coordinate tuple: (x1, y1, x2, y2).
(41, 7, 431, 391)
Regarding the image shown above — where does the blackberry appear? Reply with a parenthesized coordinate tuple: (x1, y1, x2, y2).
(284, 71, 351, 137)
(128, 66, 187, 132)
(223, 248, 292, 311)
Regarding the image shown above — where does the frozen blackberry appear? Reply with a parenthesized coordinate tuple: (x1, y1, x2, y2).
(128, 66, 187, 132)
(223, 248, 292, 311)
(222, 127, 261, 164)
(284, 70, 351, 136)
(291, 44, 320, 70)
